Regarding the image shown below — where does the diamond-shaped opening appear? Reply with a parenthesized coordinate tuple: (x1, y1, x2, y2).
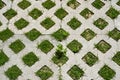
(0, 28, 14, 42)
(52, 55, 68, 66)
(5, 65, 22, 80)
(9, 39, 25, 54)
(95, 40, 111, 53)
(52, 28, 69, 41)
(22, 52, 39, 66)
(0, 21, 2, 26)
(112, 51, 120, 66)
(117, 0, 120, 6)
(67, 0, 80, 9)
(17, 0, 31, 10)
(54, 8, 68, 20)
(40, 18, 55, 30)
(38, 40, 54, 54)
(80, 8, 94, 19)
(0, 0, 6, 9)
(36, 65, 53, 80)
(29, 8, 43, 19)
(106, 7, 120, 19)
(14, 18, 29, 30)
(82, 52, 98, 66)
(25, 28, 41, 41)
(3, 9, 17, 20)
(92, 0, 105, 9)
(98, 65, 116, 80)
(67, 18, 82, 30)
(0, 50, 9, 66)
(42, 0, 55, 10)
(108, 28, 120, 41)
(93, 18, 108, 30)
(67, 40, 83, 53)
(81, 28, 96, 41)
(67, 65, 84, 80)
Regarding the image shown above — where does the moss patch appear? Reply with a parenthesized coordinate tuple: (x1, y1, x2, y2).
(67, 40, 82, 53)
(67, 0, 80, 9)
(93, 18, 108, 30)
(0, 50, 9, 66)
(81, 28, 96, 41)
(106, 7, 120, 19)
(67, 65, 84, 80)
(108, 28, 120, 41)
(67, 18, 82, 30)
(22, 52, 39, 66)
(112, 51, 120, 66)
(0, 28, 14, 42)
(54, 8, 68, 20)
(25, 28, 41, 41)
(98, 65, 116, 80)
(3, 9, 17, 20)
(29, 8, 42, 19)
(92, 0, 105, 9)
(42, 0, 55, 10)
(5, 65, 22, 80)
(38, 40, 54, 54)
(9, 39, 25, 54)
(82, 52, 98, 66)
(14, 18, 29, 30)
(36, 65, 53, 80)
(95, 40, 111, 53)
(40, 18, 55, 30)
(17, 0, 31, 10)
(52, 28, 69, 41)
(80, 8, 94, 19)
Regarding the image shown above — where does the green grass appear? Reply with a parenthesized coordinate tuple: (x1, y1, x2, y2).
(9, 39, 25, 54)
(67, 18, 82, 30)
(0, 50, 9, 66)
(82, 52, 98, 66)
(95, 40, 111, 53)
(52, 55, 68, 67)
(25, 28, 41, 41)
(93, 18, 108, 30)
(36, 65, 53, 80)
(67, 40, 82, 53)
(80, 8, 94, 19)
(67, 0, 80, 9)
(5, 65, 22, 80)
(108, 28, 120, 41)
(92, 0, 105, 9)
(54, 8, 68, 20)
(17, 0, 31, 10)
(40, 18, 55, 30)
(67, 65, 84, 80)
(3, 9, 17, 20)
(52, 44, 68, 66)
(98, 65, 116, 80)
(0, 28, 14, 42)
(52, 28, 69, 41)
(81, 28, 96, 41)
(106, 7, 120, 19)
(0, 0, 6, 9)
(0, 21, 2, 26)
(29, 8, 43, 19)
(117, 0, 120, 6)
(22, 52, 39, 66)
(14, 18, 29, 30)
(112, 51, 120, 66)
(42, 0, 55, 10)
(38, 40, 54, 54)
